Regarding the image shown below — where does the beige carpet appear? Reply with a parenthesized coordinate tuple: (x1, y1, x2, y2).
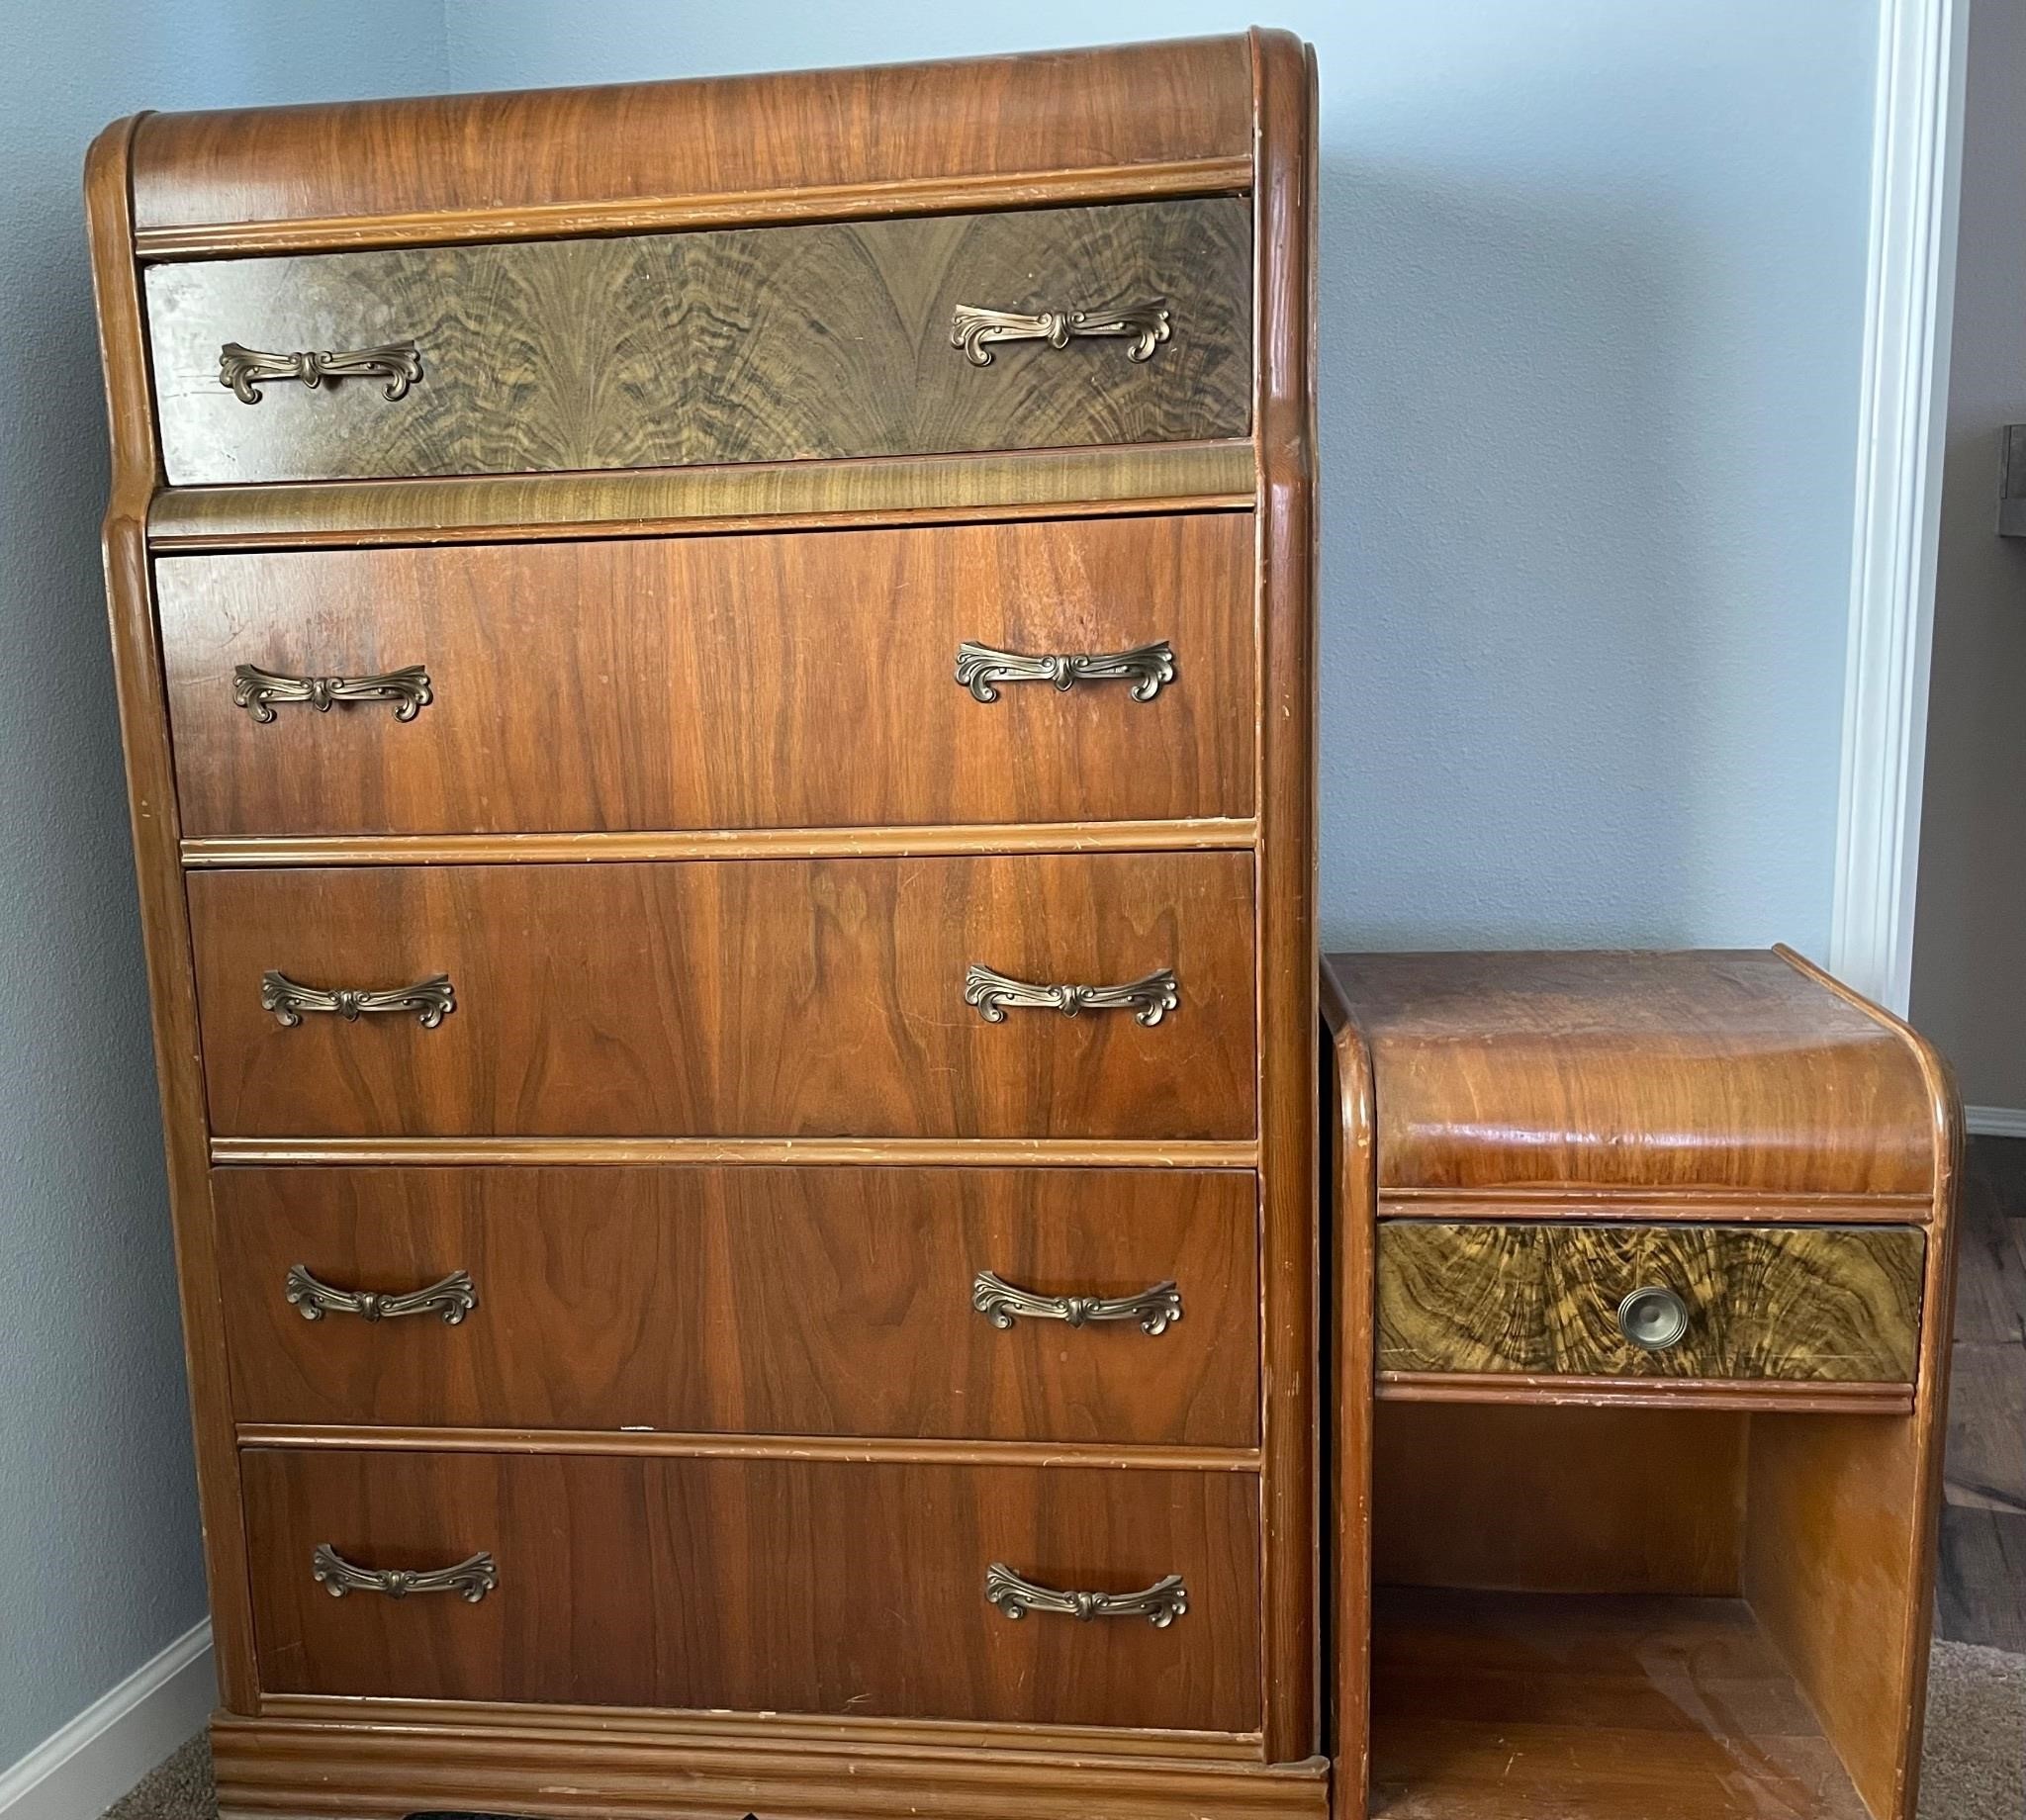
(101, 1639, 2026, 1819)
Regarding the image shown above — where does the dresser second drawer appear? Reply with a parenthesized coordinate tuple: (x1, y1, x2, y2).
(241, 1447, 1261, 1730)
(217, 1163, 1258, 1445)
(187, 852, 1255, 1139)
(1375, 1222, 1926, 1384)
(157, 514, 1254, 838)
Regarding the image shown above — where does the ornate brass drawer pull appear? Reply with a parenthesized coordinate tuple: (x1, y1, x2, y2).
(951, 301, 1170, 366)
(965, 964, 1177, 1027)
(286, 1264, 477, 1325)
(955, 640, 1174, 704)
(1617, 1285, 1691, 1351)
(972, 1270, 1181, 1336)
(232, 663, 432, 724)
(219, 340, 423, 404)
(261, 970, 455, 1029)
(312, 1544, 497, 1603)
(985, 1563, 1188, 1627)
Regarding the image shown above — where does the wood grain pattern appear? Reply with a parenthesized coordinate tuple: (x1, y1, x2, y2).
(1375, 1221, 1925, 1383)
(1252, 29, 1322, 1767)
(1327, 950, 1937, 1197)
(1368, 1589, 1869, 1820)
(130, 37, 1253, 234)
(211, 1712, 1329, 1820)
(1372, 1403, 1746, 1598)
(157, 516, 1254, 837)
(214, 1164, 1257, 1444)
(240, 1447, 1261, 1730)
(186, 853, 1256, 1140)
(144, 442, 1256, 550)
(145, 201, 1251, 486)
(209, 1136, 1259, 1168)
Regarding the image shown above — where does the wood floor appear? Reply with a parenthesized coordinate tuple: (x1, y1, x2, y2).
(1937, 1134, 2026, 1651)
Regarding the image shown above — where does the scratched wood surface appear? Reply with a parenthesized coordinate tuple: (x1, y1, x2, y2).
(156, 514, 1254, 837)
(145, 200, 1251, 485)
(240, 1446, 1261, 1730)
(214, 1163, 1258, 1445)
(186, 853, 1257, 1140)
(1375, 1221, 1924, 1382)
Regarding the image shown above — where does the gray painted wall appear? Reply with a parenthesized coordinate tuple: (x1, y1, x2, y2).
(2, 0, 1888, 1774)
(1910, 0, 2026, 1115)
(444, 0, 1880, 953)
(0, 0, 445, 1772)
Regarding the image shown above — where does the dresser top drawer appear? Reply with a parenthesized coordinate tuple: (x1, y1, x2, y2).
(144, 201, 1251, 486)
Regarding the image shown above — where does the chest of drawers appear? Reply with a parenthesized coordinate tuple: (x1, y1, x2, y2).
(88, 30, 1321, 1820)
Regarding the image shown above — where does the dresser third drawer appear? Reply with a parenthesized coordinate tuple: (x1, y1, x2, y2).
(242, 1448, 1261, 1731)
(187, 853, 1255, 1138)
(218, 1164, 1258, 1445)
(157, 514, 1253, 838)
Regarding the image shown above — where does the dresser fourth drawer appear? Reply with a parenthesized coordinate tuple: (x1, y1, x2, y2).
(143, 199, 1251, 485)
(241, 1448, 1261, 1731)
(186, 852, 1255, 1138)
(157, 514, 1253, 838)
(217, 1164, 1258, 1445)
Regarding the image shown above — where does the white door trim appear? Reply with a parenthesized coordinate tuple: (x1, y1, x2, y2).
(1829, 0, 1969, 1013)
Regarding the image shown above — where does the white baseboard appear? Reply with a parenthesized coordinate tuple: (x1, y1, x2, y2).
(0, 1622, 213, 1820)
(1966, 1105, 2026, 1139)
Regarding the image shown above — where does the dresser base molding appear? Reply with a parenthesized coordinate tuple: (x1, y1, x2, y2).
(211, 1711, 1328, 1820)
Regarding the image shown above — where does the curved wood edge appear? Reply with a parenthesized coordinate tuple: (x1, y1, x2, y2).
(1252, 27, 1322, 1772)
(208, 1136, 1260, 1169)
(181, 819, 1261, 869)
(211, 1712, 1329, 1819)
(145, 443, 1258, 553)
(1768, 944, 1963, 1820)
(235, 1424, 1262, 1474)
(136, 155, 1255, 260)
(1374, 1373, 1915, 1416)
(1377, 1185, 1933, 1224)
(88, 112, 260, 1713)
(1320, 962, 1375, 1820)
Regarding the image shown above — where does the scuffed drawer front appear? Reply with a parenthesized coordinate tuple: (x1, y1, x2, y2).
(1375, 1222, 1924, 1384)
(217, 1164, 1260, 1446)
(241, 1447, 1262, 1730)
(186, 852, 1257, 1139)
(143, 200, 1252, 485)
(156, 514, 1255, 838)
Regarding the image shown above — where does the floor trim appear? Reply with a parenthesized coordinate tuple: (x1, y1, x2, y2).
(0, 1622, 213, 1820)
(1965, 1106, 2026, 1139)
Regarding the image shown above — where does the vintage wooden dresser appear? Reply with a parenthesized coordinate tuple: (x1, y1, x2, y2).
(1324, 949, 1960, 1820)
(86, 32, 1321, 1820)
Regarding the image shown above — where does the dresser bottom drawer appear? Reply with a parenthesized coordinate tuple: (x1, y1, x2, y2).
(1375, 1222, 1925, 1384)
(241, 1449, 1261, 1732)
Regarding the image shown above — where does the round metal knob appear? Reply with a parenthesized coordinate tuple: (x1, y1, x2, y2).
(1617, 1285, 1690, 1351)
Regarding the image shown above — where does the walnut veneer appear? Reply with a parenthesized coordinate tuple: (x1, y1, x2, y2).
(89, 30, 1321, 1820)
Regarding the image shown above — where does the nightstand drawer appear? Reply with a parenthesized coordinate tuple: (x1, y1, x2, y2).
(143, 199, 1251, 485)
(156, 514, 1255, 838)
(186, 852, 1256, 1139)
(241, 1447, 1261, 1731)
(1375, 1222, 1925, 1385)
(217, 1164, 1259, 1446)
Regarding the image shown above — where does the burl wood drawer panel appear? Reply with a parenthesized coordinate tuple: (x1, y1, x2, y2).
(143, 200, 1251, 485)
(216, 1165, 1258, 1445)
(1376, 1222, 1925, 1383)
(186, 853, 1255, 1139)
(156, 515, 1254, 838)
(240, 1448, 1260, 1729)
